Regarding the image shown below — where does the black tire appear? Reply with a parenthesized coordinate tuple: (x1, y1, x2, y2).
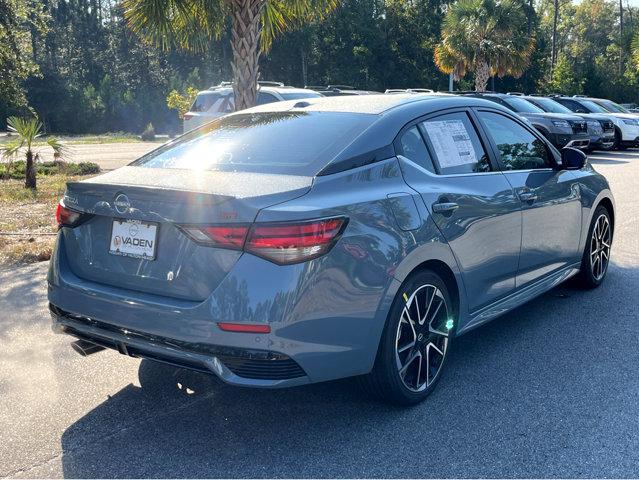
(359, 270, 455, 405)
(576, 205, 613, 289)
(613, 129, 627, 150)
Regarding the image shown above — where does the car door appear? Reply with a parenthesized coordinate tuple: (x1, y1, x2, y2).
(474, 108, 582, 287)
(396, 109, 522, 312)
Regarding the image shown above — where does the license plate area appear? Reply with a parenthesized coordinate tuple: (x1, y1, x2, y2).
(109, 219, 158, 260)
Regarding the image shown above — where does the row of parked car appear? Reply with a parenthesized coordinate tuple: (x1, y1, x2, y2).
(182, 81, 639, 152)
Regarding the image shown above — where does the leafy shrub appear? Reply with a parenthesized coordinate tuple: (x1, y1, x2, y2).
(141, 122, 155, 141)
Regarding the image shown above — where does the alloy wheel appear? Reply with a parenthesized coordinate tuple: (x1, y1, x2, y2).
(395, 284, 452, 392)
(590, 214, 611, 281)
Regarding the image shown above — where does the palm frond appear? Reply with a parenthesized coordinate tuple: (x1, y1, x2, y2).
(46, 137, 69, 161)
(6, 116, 43, 150)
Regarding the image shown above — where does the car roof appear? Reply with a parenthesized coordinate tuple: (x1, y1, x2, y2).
(196, 86, 319, 96)
(242, 93, 490, 116)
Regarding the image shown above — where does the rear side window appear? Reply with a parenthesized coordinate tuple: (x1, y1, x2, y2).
(257, 92, 278, 105)
(132, 112, 376, 176)
(190, 93, 229, 113)
(477, 111, 552, 170)
(398, 126, 436, 173)
(420, 112, 491, 175)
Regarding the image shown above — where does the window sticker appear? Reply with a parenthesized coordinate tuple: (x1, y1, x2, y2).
(423, 119, 478, 169)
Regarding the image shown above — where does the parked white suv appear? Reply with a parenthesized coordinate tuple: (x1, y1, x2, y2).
(183, 82, 322, 132)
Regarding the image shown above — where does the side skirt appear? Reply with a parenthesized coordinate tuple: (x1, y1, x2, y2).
(457, 263, 581, 335)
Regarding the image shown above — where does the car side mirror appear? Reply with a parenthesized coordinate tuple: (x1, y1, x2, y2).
(560, 147, 587, 170)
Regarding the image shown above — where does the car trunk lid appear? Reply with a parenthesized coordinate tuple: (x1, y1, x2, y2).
(61, 167, 312, 301)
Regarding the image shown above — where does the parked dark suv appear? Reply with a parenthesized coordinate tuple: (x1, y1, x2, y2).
(461, 93, 590, 150)
(523, 96, 615, 151)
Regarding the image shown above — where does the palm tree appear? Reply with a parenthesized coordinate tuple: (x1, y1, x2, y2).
(1, 117, 66, 189)
(434, 0, 535, 91)
(123, 0, 339, 111)
(632, 31, 639, 69)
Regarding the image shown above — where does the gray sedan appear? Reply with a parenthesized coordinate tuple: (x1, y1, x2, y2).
(48, 94, 614, 405)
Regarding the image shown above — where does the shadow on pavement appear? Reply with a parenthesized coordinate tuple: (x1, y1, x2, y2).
(59, 263, 639, 478)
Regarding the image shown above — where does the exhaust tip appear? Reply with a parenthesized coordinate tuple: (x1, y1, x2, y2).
(71, 339, 106, 357)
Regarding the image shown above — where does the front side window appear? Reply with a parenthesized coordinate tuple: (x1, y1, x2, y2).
(478, 111, 552, 170)
(420, 112, 490, 175)
(398, 126, 435, 173)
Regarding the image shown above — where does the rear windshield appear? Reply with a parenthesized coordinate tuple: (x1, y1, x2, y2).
(132, 111, 376, 176)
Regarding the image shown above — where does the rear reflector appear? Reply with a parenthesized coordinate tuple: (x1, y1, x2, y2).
(180, 216, 347, 265)
(218, 323, 271, 334)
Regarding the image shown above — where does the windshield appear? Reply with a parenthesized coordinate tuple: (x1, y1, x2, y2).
(502, 97, 545, 113)
(598, 100, 630, 113)
(527, 98, 573, 114)
(132, 111, 376, 176)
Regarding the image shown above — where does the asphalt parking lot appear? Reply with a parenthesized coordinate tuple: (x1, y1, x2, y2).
(1, 149, 638, 478)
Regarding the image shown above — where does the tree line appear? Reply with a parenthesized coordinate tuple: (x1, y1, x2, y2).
(2, 0, 639, 135)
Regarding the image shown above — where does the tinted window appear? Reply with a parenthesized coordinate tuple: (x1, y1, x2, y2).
(132, 112, 375, 176)
(556, 98, 592, 113)
(579, 100, 608, 113)
(420, 112, 490, 175)
(257, 92, 278, 105)
(279, 91, 323, 100)
(478, 111, 552, 170)
(398, 126, 435, 173)
(190, 93, 229, 113)
(526, 97, 573, 114)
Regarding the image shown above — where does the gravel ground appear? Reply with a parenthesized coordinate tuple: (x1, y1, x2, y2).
(0, 150, 637, 478)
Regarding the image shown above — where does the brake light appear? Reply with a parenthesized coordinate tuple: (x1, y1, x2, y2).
(246, 218, 347, 265)
(180, 225, 249, 249)
(180, 217, 347, 265)
(55, 202, 84, 228)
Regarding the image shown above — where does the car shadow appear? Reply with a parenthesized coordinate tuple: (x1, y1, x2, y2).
(59, 262, 639, 478)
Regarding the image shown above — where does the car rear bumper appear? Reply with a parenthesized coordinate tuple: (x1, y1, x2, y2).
(47, 231, 398, 388)
(50, 304, 311, 388)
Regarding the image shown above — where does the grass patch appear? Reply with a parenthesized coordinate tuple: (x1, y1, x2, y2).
(0, 160, 100, 180)
(0, 174, 92, 267)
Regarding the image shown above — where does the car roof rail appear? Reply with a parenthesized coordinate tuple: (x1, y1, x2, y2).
(406, 88, 434, 93)
(305, 85, 328, 91)
(506, 92, 525, 96)
(385, 89, 409, 93)
(327, 85, 355, 90)
(258, 81, 285, 87)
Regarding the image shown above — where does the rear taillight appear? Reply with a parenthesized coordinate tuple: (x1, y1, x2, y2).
(180, 217, 347, 265)
(246, 218, 347, 265)
(55, 202, 85, 228)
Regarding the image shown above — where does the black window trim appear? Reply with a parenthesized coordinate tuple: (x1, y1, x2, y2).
(471, 107, 561, 172)
(393, 107, 501, 177)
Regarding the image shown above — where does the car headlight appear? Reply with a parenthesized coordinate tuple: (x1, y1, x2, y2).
(552, 120, 571, 129)
(622, 119, 639, 126)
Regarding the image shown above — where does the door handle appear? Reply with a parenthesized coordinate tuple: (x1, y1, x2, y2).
(432, 202, 459, 214)
(518, 192, 537, 203)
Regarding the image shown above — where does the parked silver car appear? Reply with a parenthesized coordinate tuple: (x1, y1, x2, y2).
(183, 81, 322, 132)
